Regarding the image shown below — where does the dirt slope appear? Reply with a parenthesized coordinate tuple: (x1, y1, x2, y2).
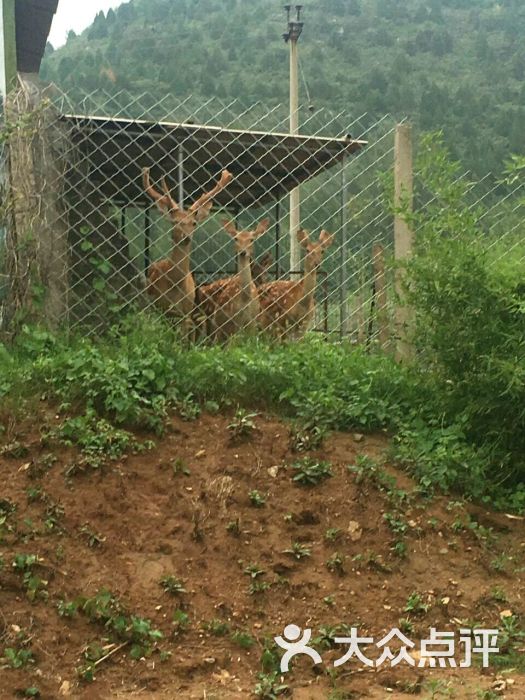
(1, 411, 525, 699)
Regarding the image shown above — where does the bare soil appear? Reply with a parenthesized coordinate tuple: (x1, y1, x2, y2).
(1, 410, 525, 699)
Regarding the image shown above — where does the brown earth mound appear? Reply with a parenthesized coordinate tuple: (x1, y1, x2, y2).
(1, 411, 524, 699)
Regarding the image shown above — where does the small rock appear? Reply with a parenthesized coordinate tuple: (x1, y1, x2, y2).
(204, 657, 216, 665)
(439, 548, 449, 555)
(268, 466, 279, 478)
(491, 679, 506, 692)
(348, 521, 362, 542)
(441, 597, 450, 606)
(59, 681, 71, 697)
(353, 433, 365, 443)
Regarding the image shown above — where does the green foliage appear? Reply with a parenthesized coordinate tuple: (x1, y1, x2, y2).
(159, 576, 186, 596)
(41, 0, 525, 179)
(18, 318, 178, 432)
(249, 490, 266, 508)
(57, 599, 80, 618)
(50, 410, 144, 469)
(403, 133, 525, 489)
(2, 647, 34, 669)
(292, 457, 333, 486)
(254, 672, 289, 699)
(203, 619, 230, 637)
(228, 409, 258, 442)
(283, 542, 311, 560)
(404, 591, 430, 616)
(172, 609, 190, 634)
(231, 630, 256, 649)
(79, 589, 163, 663)
(326, 552, 345, 575)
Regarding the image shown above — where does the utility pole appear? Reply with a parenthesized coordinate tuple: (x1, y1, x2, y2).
(283, 5, 304, 275)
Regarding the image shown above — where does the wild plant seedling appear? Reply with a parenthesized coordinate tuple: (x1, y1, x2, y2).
(384, 512, 408, 536)
(284, 542, 311, 560)
(249, 490, 266, 508)
(392, 540, 408, 558)
(172, 609, 190, 636)
(249, 580, 271, 595)
(203, 619, 230, 636)
(289, 422, 327, 452)
(159, 575, 186, 596)
(57, 599, 79, 618)
(254, 671, 289, 699)
(326, 552, 345, 575)
(170, 457, 191, 476)
(404, 591, 430, 615)
(399, 617, 415, 634)
(325, 527, 342, 543)
(244, 563, 266, 579)
(228, 409, 258, 442)
(80, 524, 106, 548)
(231, 630, 255, 649)
(226, 518, 241, 535)
(292, 457, 332, 486)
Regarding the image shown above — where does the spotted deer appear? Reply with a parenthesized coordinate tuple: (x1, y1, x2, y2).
(143, 167, 233, 339)
(198, 218, 270, 341)
(258, 228, 334, 340)
(251, 252, 274, 287)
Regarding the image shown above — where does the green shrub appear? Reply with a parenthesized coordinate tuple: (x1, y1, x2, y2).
(403, 133, 525, 486)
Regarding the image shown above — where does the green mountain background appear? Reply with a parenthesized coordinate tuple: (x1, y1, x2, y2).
(42, 0, 525, 179)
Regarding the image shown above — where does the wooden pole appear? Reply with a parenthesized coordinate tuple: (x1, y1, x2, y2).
(394, 123, 414, 361)
(372, 242, 389, 349)
(0, 0, 17, 98)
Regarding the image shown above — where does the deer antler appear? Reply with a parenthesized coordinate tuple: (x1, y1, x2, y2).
(143, 167, 180, 214)
(190, 169, 233, 213)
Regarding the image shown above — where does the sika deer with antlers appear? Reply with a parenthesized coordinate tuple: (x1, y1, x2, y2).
(199, 218, 270, 341)
(143, 167, 233, 339)
(258, 228, 334, 340)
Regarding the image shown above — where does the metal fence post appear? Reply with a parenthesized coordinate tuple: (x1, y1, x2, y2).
(394, 123, 414, 361)
(372, 241, 389, 349)
(340, 156, 350, 338)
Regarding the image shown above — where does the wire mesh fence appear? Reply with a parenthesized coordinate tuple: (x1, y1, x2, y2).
(1, 84, 523, 346)
(1, 86, 398, 343)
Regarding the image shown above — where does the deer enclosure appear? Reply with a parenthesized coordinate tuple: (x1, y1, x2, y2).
(0, 87, 408, 346)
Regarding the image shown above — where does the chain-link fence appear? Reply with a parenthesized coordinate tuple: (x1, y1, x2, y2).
(2, 83, 522, 346)
(1, 85, 400, 343)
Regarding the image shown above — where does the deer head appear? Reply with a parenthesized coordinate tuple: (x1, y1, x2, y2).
(223, 218, 271, 260)
(251, 252, 274, 285)
(143, 168, 233, 244)
(297, 228, 334, 271)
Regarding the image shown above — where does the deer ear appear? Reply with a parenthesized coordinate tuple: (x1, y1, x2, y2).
(220, 169, 234, 187)
(297, 228, 310, 249)
(319, 230, 334, 250)
(194, 201, 214, 222)
(255, 218, 271, 237)
(223, 220, 238, 238)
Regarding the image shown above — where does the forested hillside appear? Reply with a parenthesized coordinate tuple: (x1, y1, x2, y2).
(42, 0, 525, 176)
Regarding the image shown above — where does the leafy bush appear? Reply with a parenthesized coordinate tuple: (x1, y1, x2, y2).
(403, 133, 525, 486)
